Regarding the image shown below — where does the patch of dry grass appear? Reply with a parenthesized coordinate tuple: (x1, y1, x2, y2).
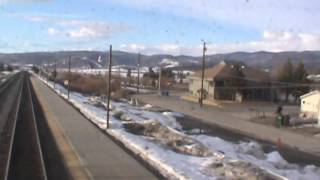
(55, 72, 127, 99)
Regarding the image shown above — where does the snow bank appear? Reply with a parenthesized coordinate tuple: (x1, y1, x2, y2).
(123, 86, 152, 93)
(33, 73, 320, 180)
(194, 135, 320, 180)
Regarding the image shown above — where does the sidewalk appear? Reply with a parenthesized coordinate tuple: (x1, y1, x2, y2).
(134, 93, 320, 159)
(31, 78, 157, 180)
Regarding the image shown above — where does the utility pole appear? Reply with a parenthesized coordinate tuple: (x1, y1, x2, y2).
(54, 59, 57, 89)
(45, 65, 48, 83)
(158, 66, 162, 95)
(68, 56, 71, 99)
(137, 53, 141, 93)
(118, 65, 121, 78)
(200, 41, 206, 107)
(106, 45, 112, 129)
(117, 65, 121, 88)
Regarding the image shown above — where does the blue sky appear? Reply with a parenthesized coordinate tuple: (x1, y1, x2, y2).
(0, 0, 320, 55)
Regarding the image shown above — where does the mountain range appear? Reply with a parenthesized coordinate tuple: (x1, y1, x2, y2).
(1, 50, 320, 73)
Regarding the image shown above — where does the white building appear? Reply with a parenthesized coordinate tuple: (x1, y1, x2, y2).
(300, 91, 320, 124)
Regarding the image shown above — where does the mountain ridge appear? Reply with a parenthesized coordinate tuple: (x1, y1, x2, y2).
(1, 50, 320, 72)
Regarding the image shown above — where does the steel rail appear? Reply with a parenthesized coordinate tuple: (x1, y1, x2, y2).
(0, 73, 19, 94)
(2, 74, 24, 180)
(2, 72, 48, 180)
(23, 77, 48, 180)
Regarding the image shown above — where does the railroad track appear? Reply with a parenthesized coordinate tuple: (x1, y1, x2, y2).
(0, 73, 18, 95)
(0, 72, 47, 180)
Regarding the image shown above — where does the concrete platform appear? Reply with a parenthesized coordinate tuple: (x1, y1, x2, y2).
(31, 78, 158, 180)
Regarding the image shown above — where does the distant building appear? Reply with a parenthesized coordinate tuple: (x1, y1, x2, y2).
(188, 61, 272, 102)
(300, 91, 320, 124)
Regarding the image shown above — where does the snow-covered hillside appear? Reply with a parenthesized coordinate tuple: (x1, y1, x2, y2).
(159, 59, 180, 68)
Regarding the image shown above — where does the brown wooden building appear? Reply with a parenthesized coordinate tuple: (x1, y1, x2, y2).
(188, 61, 272, 102)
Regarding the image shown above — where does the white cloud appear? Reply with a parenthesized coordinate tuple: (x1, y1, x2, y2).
(120, 43, 197, 55)
(53, 19, 130, 39)
(64, 21, 117, 39)
(120, 44, 146, 51)
(11, 14, 131, 39)
(108, 0, 320, 33)
(158, 44, 180, 52)
(210, 31, 320, 53)
(120, 31, 320, 56)
(24, 15, 46, 22)
(67, 27, 96, 38)
(236, 31, 320, 53)
(47, 28, 60, 35)
(0, 0, 52, 5)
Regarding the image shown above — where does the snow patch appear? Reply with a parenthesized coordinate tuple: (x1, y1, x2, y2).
(160, 59, 179, 68)
(33, 73, 320, 180)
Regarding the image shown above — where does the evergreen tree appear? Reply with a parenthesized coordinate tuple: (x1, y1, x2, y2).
(278, 59, 294, 82)
(277, 59, 294, 102)
(293, 61, 307, 82)
(292, 61, 309, 101)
